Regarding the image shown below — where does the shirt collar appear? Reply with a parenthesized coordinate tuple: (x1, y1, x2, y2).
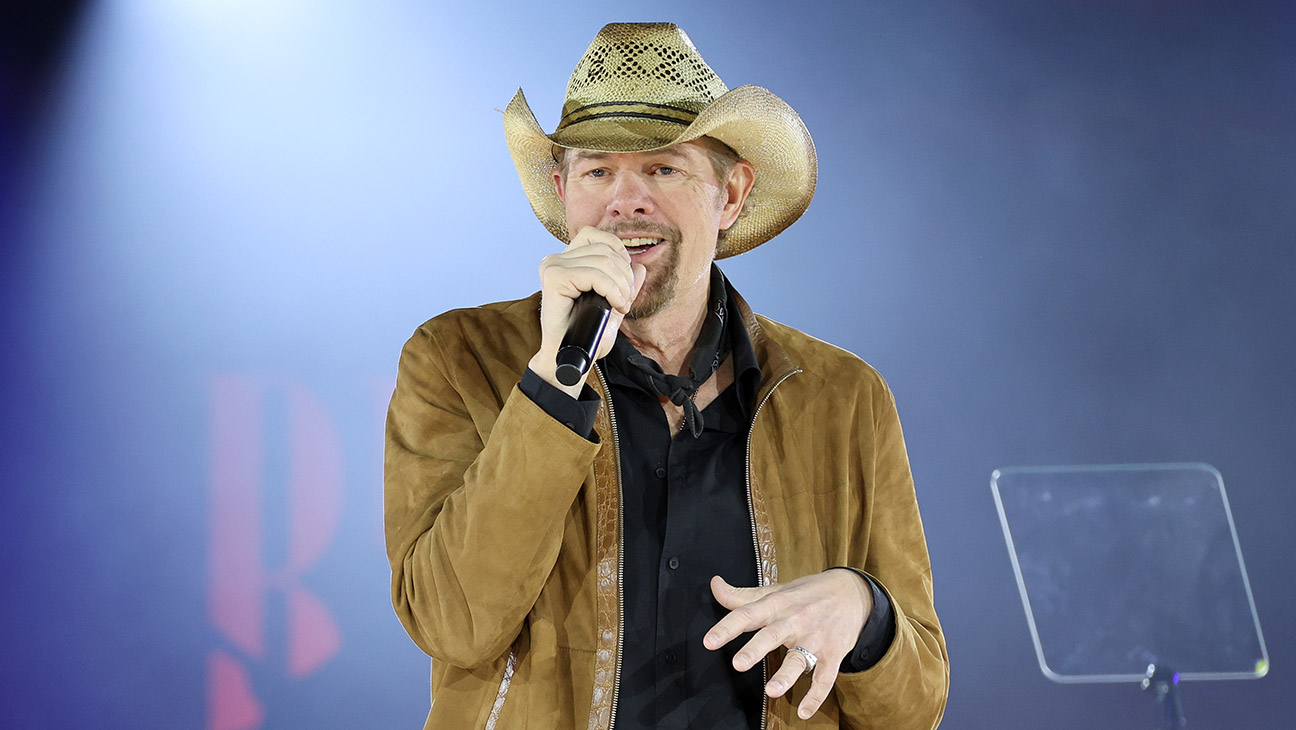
(600, 265, 763, 426)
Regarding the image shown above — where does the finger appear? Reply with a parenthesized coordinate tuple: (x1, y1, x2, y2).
(547, 249, 635, 295)
(630, 262, 646, 299)
(731, 621, 794, 672)
(764, 651, 809, 699)
(704, 604, 777, 653)
(554, 246, 636, 311)
(551, 241, 635, 285)
(540, 254, 635, 311)
(796, 664, 839, 720)
(570, 226, 632, 264)
(544, 262, 632, 310)
(709, 575, 771, 610)
(568, 225, 611, 249)
(705, 576, 781, 650)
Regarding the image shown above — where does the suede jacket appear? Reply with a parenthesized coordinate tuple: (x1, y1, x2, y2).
(385, 289, 949, 730)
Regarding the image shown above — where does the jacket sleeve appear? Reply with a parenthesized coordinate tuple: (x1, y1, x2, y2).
(834, 384, 949, 730)
(384, 322, 600, 668)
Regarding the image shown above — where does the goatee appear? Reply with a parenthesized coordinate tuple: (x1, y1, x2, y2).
(606, 221, 682, 320)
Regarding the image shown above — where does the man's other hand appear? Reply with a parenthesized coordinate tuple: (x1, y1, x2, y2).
(704, 571, 873, 720)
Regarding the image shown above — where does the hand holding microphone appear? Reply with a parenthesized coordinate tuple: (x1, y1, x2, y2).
(555, 291, 613, 386)
(529, 227, 646, 394)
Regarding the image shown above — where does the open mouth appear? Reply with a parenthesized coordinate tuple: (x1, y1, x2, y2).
(622, 237, 663, 254)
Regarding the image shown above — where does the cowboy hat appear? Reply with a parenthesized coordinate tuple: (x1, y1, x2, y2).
(503, 22, 817, 258)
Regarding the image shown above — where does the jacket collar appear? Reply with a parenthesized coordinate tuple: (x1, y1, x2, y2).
(726, 284, 800, 393)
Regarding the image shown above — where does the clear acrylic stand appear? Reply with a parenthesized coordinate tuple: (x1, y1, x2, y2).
(991, 464, 1269, 728)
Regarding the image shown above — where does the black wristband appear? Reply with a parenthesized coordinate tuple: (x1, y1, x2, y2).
(828, 566, 897, 673)
(519, 368, 600, 439)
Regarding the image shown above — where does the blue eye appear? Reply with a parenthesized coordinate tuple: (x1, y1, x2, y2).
(588, 169, 606, 178)
(657, 166, 676, 175)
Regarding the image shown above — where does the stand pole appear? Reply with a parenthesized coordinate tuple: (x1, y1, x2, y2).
(1141, 663, 1186, 730)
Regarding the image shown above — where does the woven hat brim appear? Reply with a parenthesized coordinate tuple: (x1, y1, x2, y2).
(503, 85, 816, 258)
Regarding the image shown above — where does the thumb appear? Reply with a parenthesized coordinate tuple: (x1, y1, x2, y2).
(710, 575, 766, 609)
(631, 263, 647, 298)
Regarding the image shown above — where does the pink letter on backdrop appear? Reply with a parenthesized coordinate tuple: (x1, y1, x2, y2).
(210, 376, 266, 658)
(207, 650, 264, 730)
(207, 376, 346, 726)
(283, 384, 344, 677)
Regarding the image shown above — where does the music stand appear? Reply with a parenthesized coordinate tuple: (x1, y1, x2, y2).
(991, 464, 1269, 728)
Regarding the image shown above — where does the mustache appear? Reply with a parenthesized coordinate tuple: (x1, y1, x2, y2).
(606, 220, 681, 243)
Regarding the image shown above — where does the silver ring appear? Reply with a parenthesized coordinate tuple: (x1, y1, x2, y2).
(790, 646, 818, 675)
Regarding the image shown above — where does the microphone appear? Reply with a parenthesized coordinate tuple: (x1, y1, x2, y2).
(555, 291, 612, 386)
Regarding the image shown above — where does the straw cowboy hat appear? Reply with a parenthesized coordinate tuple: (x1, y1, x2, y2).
(503, 22, 817, 258)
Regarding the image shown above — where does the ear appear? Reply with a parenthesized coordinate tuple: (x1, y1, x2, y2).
(553, 169, 567, 203)
(718, 160, 755, 230)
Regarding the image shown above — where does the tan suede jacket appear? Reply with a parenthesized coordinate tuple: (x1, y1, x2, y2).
(385, 289, 949, 730)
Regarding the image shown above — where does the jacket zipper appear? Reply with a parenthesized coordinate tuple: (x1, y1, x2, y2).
(593, 363, 627, 730)
(746, 368, 800, 730)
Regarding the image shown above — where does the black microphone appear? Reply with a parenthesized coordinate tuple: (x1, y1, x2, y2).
(555, 291, 612, 386)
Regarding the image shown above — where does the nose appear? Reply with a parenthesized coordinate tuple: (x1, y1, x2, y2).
(606, 172, 654, 219)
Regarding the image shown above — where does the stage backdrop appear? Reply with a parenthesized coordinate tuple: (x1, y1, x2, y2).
(1, 1, 1292, 728)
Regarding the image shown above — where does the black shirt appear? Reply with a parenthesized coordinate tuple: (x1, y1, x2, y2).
(519, 282, 896, 729)
(598, 296, 765, 730)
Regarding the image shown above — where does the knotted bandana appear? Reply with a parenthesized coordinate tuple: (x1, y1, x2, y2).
(610, 266, 730, 438)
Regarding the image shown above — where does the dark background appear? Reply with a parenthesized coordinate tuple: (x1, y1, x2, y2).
(1, 1, 1291, 728)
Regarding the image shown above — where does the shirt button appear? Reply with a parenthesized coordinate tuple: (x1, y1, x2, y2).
(655, 467, 667, 478)
(668, 557, 680, 570)
(665, 650, 678, 664)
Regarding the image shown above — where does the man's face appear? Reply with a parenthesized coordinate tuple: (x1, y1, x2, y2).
(554, 140, 745, 320)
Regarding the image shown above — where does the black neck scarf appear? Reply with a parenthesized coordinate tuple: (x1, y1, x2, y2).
(610, 265, 731, 438)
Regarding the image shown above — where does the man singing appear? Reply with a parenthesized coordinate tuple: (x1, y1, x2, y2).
(385, 22, 948, 729)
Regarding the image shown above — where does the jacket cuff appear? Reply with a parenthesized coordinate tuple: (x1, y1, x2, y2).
(828, 566, 897, 673)
(519, 367, 601, 439)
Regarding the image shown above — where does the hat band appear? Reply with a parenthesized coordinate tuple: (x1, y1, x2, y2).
(558, 100, 699, 131)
